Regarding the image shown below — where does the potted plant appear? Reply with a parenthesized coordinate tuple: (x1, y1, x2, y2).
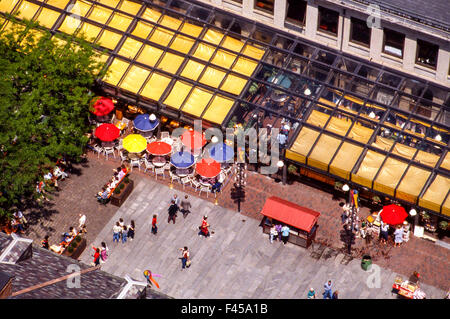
(111, 178, 134, 207)
(437, 221, 448, 239)
(286, 164, 298, 184)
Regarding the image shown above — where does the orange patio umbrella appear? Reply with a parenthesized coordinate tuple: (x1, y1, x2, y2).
(195, 158, 221, 178)
(180, 130, 207, 150)
(147, 141, 172, 156)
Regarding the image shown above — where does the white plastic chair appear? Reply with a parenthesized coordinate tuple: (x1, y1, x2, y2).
(180, 176, 191, 189)
(115, 139, 123, 152)
(169, 171, 180, 183)
(103, 147, 116, 160)
(155, 167, 165, 180)
(198, 185, 211, 198)
(92, 144, 103, 158)
(161, 131, 170, 140)
(119, 151, 128, 164)
(143, 158, 155, 173)
(130, 159, 141, 171)
(163, 163, 171, 170)
(218, 172, 226, 183)
(190, 178, 200, 192)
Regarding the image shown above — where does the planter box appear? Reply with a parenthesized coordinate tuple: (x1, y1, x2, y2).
(111, 179, 134, 207)
(62, 237, 86, 260)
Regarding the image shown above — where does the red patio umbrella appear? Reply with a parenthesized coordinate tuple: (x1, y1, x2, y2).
(147, 141, 172, 156)
(380, 204, 408, 225)
(180, 130, 206, 150)
(89, 96, 115, 116)
(195, 158, 221, 178)
(95, 123, 120, 142)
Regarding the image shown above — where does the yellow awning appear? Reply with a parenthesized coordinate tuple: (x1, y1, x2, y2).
(77, 23, 102, 41)
(170, 34, 195, 54)
(211, 50, 237, 69)
(348, 123, 373, 144)
(286, 127, 320, 164)
(96, 29, 122, 50)
(203, 95, 235, 124)
(118, 37, 143, 60)
(135, 45, 163, 67)
(131, 21, 154, 39)
(119, 66, 150, 94)
(329, 142, 364, 180)
(164, 81, 193, 109)
(307, 134, 341, 172)
(307, 110, 329, 127)
(159, 15, 182, 30)
(199, 67, 226, 88)
(221, 36, 245, 53)
(0, 0, 20, 12)
(103, 58, 129, 86)
(441, 153, 450, 171)
(419, 175, 450, 214)
(157, 52, 184, 74)
(181, 87, 213, 118)
(119, 0, 142, 15)
(47, 0, 70, 9)
(141, 7, 162, 24)
(220, 74, 247, 95)
(35, 8, 60, 29)
(16, 1, 40, 20)
(242, 44, 265, 60)
(372, 136, 394, 152)
(180, 60, 205, 81)
(373, 157, 408, 196)
(149, 27, 174, 47)
(352, 150, 386, 188)
(396, 166, 431, 204)
(140, 72, 171, 101)
(232, 57, 258, 77)
(108, 13, 133, 32)
(58, 16, 82, 34)
(87, 6, 113, 24)
(96, 0, 117, 8)
(193, 42, 216, 62)
(202, 28, 224, 45)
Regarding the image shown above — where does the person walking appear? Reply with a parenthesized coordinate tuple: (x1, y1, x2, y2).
(171, 194, 180, 207)
(128, 220, 135, 241)
(168, 200, 178, 224)
(281, 225, 290, 244)
(180, 195, 192, 218)
(269, 225, 278, 243)
(92, 246, 101, 266)
(151, 214, 158, 235)
(41, 235, 49, 249)
(332, 290, 339, 299)
(179, 246, 190, 270)
(198, 215, 210, 238)
(323, 280, 333, 299)
(113, 222, 121, 243)
(78, 214, 87, 234)
(307, 288, 316, 299)
(394, 225, 404, 247)
(121, 225, 128, 243)
(380, 222, 389, 245)
(100, 242, 108, 263)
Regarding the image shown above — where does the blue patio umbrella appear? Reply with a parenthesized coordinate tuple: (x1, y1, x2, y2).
(268, 74, 292, 89)
(133, 114, 159, 132)
(209, 143, 234, 163)
(170, 151, 195, 168)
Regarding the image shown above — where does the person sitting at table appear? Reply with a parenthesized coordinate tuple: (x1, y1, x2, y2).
(97, 187, 109, 201)
(110, 176, 120, 189)
(53, 165, 68, 180)
(11, 217, 25, 233)
(211, 181, 222, 193)
(62, 227, 76, 244)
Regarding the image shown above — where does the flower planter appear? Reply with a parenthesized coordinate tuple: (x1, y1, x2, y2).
(111, 179, 134, 207)
(62, 237, 86, 260)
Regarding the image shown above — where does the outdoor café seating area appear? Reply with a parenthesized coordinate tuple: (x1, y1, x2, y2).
(87, 96, 235, 199)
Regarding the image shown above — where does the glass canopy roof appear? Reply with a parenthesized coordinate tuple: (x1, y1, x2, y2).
(0, 0, 449, 217)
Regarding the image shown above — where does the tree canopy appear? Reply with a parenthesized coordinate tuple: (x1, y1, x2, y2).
(0, 18, 106, 218)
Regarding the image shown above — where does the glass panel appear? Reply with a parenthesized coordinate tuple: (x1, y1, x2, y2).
(221, 35, 245, 53)
(180, 60, 205, 81)
(149, 26, 174, 46)
(87, 6, 113, 24)
(96, 29, 122, 50)
(315, 50, 337, 65)
(135, 45, 163, 67)
(119, 66, 150, 93)
(232, 57, 258, 77)
(119, 0, 142, 15)
(192, 42, 216, 62)
(77, 23, 102, 41)
(373, 157, 408, 196)
(16, 1, 40, 20)
(0, 0, 21, 13)
(273, 35, 294, 50)
(199, 67, 226, 88)
(263, 49, 288, 68)
(140, 72, 171, 101)
(103, 58, 129, 86)
(220, 74, 247, 95)
(379, 71, 402, 88)
(164, 81, 193, 109)
(211, 49, 237, 69)
(131, 20, 154, 39)
(108, 13, 133, 32)
(318, 6, 339, 35)
(156, 52, 184, 74)
(35, 8, 60, 29)
(188, 5, 210, 22)
(141, 8, 162, 24)
(118, 37, 144, 60)
(181, 87, 214, 117)
(350, 17, 370, 46)
(203, 95, 235, 124)
(286, 0, 307, 26)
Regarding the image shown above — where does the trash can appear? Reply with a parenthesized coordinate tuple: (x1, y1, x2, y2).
(361, 255, 372, 271)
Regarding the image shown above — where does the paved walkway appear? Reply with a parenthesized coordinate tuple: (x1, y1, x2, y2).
(79, 178, 446, 299)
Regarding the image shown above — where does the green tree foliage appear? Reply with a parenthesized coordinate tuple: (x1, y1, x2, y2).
(0, 18, 106, 218)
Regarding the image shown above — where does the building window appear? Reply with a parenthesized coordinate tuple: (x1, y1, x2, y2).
(225, 0, 243, 4)
(416, 39, 439, 69)
(286, 0, 307, 26)
(317, 6, 339, 36)
(255, 0, 274, 14)
(383, 28, 405, 58)
(349, 17, 371, 47)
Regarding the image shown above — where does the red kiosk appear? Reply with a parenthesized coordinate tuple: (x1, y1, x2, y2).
(260, 196, 320, 248)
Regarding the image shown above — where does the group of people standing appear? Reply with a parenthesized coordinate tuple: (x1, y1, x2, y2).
(307, 280, 339, 299)
(112, 218, 135, 244)
(269, 224, 290, 244)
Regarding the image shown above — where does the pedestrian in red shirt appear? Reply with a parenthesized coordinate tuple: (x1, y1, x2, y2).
(151, 214, 158, 235)
(198, 215, 210, 238)
(92, 246, 100, 266)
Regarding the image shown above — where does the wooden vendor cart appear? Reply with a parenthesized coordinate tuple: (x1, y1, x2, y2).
(260, 196, 320, 248)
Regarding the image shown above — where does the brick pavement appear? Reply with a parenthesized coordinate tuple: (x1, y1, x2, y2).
(21, 150, 449, 293)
